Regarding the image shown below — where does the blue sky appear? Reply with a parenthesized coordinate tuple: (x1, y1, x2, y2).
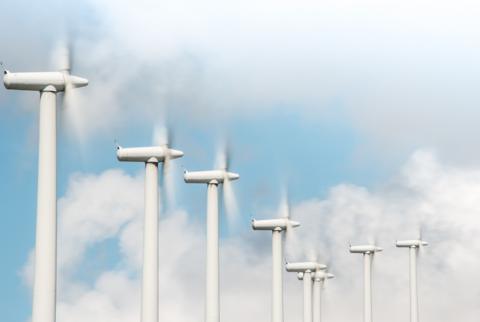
(2, 1, 480, 322)
(0, 77, 386, 322)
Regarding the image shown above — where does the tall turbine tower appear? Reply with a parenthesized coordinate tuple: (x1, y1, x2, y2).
(251, 211, 300, 322)
(349, 244, 383, 322)
(184, 152, 239, 322)
(396, 239, 428, 322)
(313, 270, 334, 322)
(286, 262, 327, 322)
(117, 134, 184, 322)
(3, 48, 88, 322)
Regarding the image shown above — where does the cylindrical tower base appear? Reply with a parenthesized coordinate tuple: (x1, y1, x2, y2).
(32, 87, 57, 322)
(272, 228, 283, 322)
(206, 182, 219, 322)
(141, 162, 159, 322)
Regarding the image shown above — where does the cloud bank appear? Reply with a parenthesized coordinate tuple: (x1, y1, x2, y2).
(21, 149, 480, 322)
(77, 0, 480, 162)
(3, 0, 480, 162)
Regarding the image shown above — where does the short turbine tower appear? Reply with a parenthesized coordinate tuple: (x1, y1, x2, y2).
(313, 269, 334, 322)
(396, 239, 428, 322)
(251, 213, 300, 322)
(349, 244, 383, 322)
(286, 262, 327, 322)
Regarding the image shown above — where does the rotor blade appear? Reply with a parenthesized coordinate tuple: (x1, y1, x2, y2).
(285, 224, 301, 260)
(62, 76, 74, 108)
(285, 206, 301, 260)
(367, 235, 376, 247)
(215, 139, 231, 171)
(418, 223, 426, 254)
(415, 220, 422, 240)
(223, 175, 239, 224)
(56, 34, 85, 144)
(152, 125, 169, 147)
(52, 40, 71, 73)
(281, 188, 300, 259)
(306, 247, 318, 263)
(60, 77, 87, 146)
(215, 149, 227, 170)
(278, 187, 290, 219)
(154, 124, 177, 209)
(161, 155, 177, 209)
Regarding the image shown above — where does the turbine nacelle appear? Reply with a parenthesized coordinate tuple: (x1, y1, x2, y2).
(315, 270, 335, 281)
(3, 71, 88, 91)
(297, 270, 335, 281)
(117, 146, 184, 163)
(285, 262, 327, 273)
(184, 170, 239, 184)
(396, 239, 429, 248)
(349, 244, 383, 254)
(251, 218, 300, 231)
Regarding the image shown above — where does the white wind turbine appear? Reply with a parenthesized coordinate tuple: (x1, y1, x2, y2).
(3, 44, 88, 322)
(349, 244, 383, 322)
(303, 252, 334, 322)
(294, 268, 334, 322)
(184, 148, 239, 322)
(312, 269, 334, 322)
(396, 238, 428, 322)
(285, 262, 327, 322)
(251, 201, 300, 322)
(117, 129, 184, 322)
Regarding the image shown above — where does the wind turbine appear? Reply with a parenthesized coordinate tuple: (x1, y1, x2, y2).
(312, 270, 334, 322)
(396, 239, 428, 322)
(184, 149, 239, 322)
(286, 262, 327, 322)
(3, 45, 88, 322)
(251, 204, 300, 322)
(294, 267, 334, 322)
(349, 244, 383, 322)
(117, 130, 184, 322)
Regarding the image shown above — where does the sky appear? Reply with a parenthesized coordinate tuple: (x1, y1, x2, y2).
(1, 0, 480, 321)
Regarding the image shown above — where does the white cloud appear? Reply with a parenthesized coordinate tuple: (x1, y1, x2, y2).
(290, 149, 480, 322)
(66, 0, 480, 162)
(3, 0, 480, 161)
(57, 169, 144, 275)
(20, 149, 480, 322)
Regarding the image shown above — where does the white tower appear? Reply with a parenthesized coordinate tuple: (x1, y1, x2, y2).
(117, 143, 183, 322)
(251, 217, 300, 322)
(349, 245, 383, 322)
(184, 162, 239, 322)
(312, 270, 334, 322)
(286, 262, 327, 322)
(3, 52, 88, 322)
(396, 239, 428, 322)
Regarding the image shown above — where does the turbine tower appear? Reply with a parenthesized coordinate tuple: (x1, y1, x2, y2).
(396, 239, 428, 322)
(251, 212, 300, 322)
(184, 151, 239, 322)
(3, 47, 88, 322)
(312, 270, 334, 322)
(286, 262, 327, 322)
(117, 134, 184, 322)
(349, 244, 383, 322)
